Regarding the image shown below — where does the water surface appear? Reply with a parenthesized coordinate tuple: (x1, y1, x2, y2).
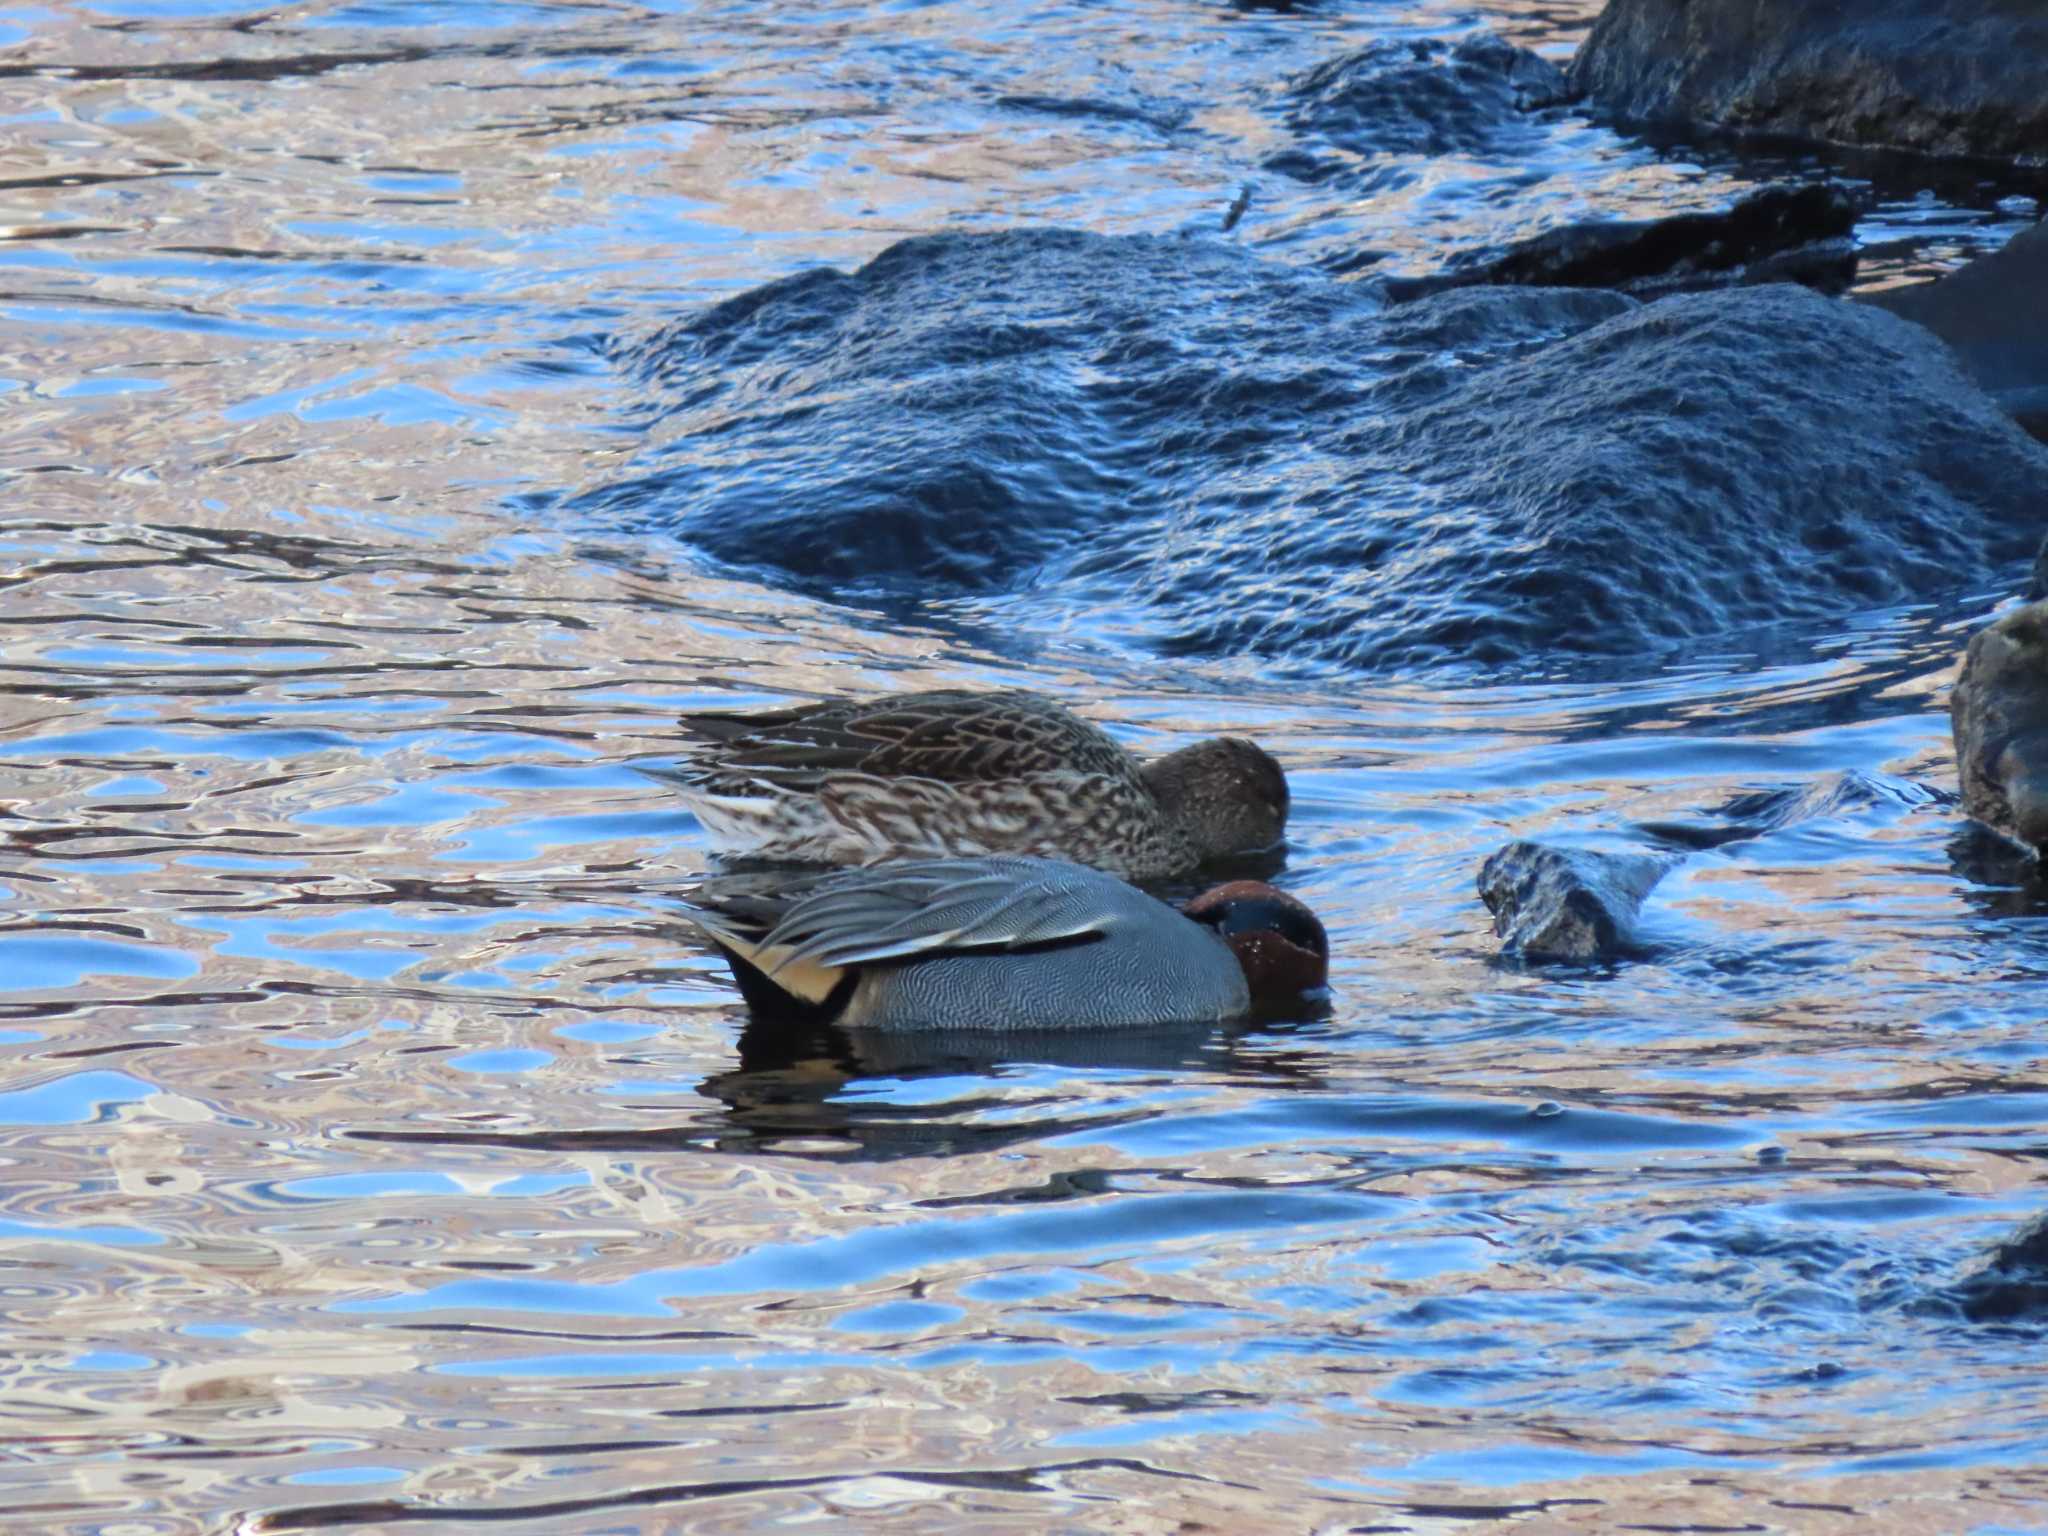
(3, 0, 2047, 1530)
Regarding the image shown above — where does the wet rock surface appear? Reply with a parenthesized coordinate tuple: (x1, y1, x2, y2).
(1949, 1213, 2048, 1323)
(1952, 600, 2048, 855)
(1494, 770, 1940, 962)
(591, 230, 2048, 678)
(1386, 184, 1860, 301)
(1638, 771, 1940, 851)
(1478, 842, 1673, 961)
(1864, 220, 2048, 440)
(1269, 34, 1570, 185)
(1569, 0, 2048, 163)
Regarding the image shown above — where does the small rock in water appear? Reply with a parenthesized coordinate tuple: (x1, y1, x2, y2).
(1569, 0, 2048, 163)
(1713, 770, 1940, 835)
(1478, 841, 1674, 962)
(1637, 769, 1941, 852)
(1952, 599, 2048, 856)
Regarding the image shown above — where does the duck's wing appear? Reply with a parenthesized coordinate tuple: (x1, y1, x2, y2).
(681, 857, 1127, 984)
(669, 690, 1142, 791)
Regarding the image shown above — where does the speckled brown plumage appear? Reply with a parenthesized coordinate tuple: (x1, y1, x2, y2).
(678, 690, 1142, 789)
(651, 689, 1289, 880)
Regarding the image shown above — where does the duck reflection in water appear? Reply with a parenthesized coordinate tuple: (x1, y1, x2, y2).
(697, 1002, 1337, 1161)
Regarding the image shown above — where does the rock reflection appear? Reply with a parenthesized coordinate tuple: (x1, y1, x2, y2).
(1947, 824, 2048, 918)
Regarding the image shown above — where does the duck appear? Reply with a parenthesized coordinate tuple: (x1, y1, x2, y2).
(646, 689, 1288, 881)
(679, 855, 1328, 1032)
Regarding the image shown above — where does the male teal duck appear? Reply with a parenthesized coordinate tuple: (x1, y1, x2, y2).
(651, 689, 1288, 880)
(680, 855, 1328, 1032)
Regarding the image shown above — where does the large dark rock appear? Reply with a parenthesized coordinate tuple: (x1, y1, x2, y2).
(1863, 221, 2048, 440)
(1268, 34, 1570, 184)
(590, 229, 2048, 677)
(1386, 183, 1860, 301)
(1304, 284, 2047, 672)
(1569, 0, 2048, 163)
(1952, 599, 2048, 855)
(1478, 842, 1674, 962)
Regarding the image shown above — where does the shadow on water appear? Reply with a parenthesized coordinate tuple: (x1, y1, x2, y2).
(347, 1007, 1342, 1163)
(1949, 824, 2048, 917)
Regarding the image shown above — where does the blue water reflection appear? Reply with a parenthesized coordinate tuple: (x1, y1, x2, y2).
(343, 1189, 1382, 1315)
(0, 939, 197, 990)
(0, 1216, 162, 1246)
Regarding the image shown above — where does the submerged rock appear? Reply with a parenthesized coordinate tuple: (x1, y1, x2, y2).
(1569, 0, 2048, 163)
(592, 229, 2048, 677)
(1501, 769, 1943, 963)
(1269, 34, 1570, 182)
(1952, 600, 2048, 855)
(1863, 221, 2048, 441)
(1386, 184, 1860, 301)
(1636, 770, 1938, 851)
(1478, 842, 1673, 962)
(1950, 1212, 2048, 1323)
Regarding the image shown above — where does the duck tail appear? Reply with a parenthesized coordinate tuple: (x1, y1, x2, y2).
(711, 939, 853, 1022)
(677, 897, 853, 1014)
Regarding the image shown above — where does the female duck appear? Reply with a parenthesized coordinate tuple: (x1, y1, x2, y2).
(651, 689, 1288, 881)
(681, 855, 1328, 1032)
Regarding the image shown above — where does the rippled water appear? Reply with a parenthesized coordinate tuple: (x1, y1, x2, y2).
(5, 0, 2048, 1529)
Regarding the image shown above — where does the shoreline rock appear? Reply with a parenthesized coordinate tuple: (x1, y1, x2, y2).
(1384, 184, 1860, 301)
(1952, 599, 2048, 856)
(1569, 0, 2048, 164)
(1862, 220, 2048, 442)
